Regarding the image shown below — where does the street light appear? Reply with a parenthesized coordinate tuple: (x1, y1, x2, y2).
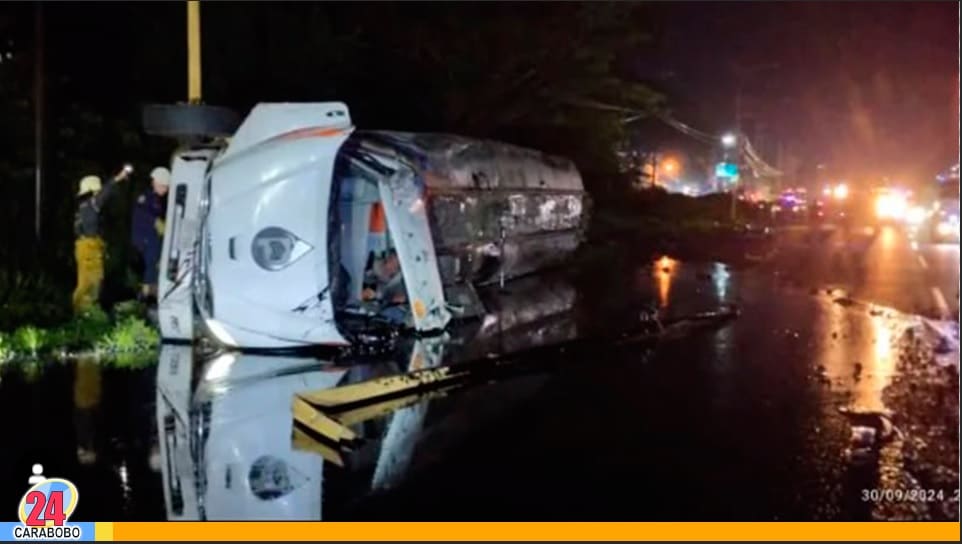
(721, 132, 737, 148)
(661, 157, 679, 175)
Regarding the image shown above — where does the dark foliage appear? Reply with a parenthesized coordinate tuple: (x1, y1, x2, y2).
(1, 2, 662, 323)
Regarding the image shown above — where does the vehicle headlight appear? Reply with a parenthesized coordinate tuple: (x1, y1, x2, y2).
(204, 318, 235, 346)
(202, 351, 237, 382)
(875, 194, 906, 220)
(832, 184, 849, 200)
(936, 218, 960, 237)
(905, 206, 926, 225)
(251, 227, 313, 271)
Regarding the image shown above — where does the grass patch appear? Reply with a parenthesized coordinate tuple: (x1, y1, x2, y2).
(96, 315, 160, 353)
(0, 302, 159, 364)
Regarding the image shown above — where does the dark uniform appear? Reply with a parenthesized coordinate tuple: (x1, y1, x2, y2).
(131, 189, 166, 295)
(72, 179, 119, 313)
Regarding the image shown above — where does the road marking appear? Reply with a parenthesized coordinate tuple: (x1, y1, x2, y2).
(917, 255, 929, 270)
(931, 287, 950, 319)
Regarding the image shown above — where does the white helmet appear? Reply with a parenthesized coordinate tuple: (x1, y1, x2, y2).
(77, 175, 102, 196)
(151, 166, 171, 186)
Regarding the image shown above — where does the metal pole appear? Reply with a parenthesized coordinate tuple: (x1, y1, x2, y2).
(34, 3, 44, 241)
(730, 176, 737, 223)
(187, 1, 202, 103)
(651, 153, 658, 188)
(730, 79, 741, 223)
(498, 217, 506, 290)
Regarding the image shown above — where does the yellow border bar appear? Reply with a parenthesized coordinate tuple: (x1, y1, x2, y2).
(94, 522, 114, 541)
(110, 522, 960, 541)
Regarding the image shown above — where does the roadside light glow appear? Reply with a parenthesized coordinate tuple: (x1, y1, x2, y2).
(655, 256, 676, 308)
(832, 184, 849, 200)
(720, 133, 737, 148)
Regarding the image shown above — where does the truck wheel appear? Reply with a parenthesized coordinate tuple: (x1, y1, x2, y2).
(142, 103, 241, 139)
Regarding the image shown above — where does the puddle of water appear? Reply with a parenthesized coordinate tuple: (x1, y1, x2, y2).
(2, 256, 953, 521)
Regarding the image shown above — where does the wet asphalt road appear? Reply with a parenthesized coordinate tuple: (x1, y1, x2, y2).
(0, 223, 957, 521)
(770, 224, 960, 321)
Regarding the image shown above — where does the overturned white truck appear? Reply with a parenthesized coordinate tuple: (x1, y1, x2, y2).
(157, 102, 586, 349)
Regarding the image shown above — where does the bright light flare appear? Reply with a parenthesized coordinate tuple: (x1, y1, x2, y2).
(905, 205, 927, 226)
(661, 158, 679, 175)
(832, 184, 849, 200)
(875, 192, 907, 220)
(936, 219, 960, 239)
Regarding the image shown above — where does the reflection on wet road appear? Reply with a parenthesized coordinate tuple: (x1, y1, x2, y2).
(0, 230, 957, 521)
(772, 225, 960, 320)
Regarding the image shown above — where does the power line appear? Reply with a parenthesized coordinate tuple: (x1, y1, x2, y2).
(563, 95, 783, 176)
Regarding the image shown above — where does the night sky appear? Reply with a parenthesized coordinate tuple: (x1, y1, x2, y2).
(2, 1, 959, 186)
(644, 1, 959, 186)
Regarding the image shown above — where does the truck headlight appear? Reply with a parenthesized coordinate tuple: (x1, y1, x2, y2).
(875, 193, 906, 220)
(905, 206, 926, 225)
(936, 219, 959, 238)
(251, 227, 312, 271)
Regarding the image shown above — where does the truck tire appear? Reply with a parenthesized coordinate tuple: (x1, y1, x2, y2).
(142, 103, 240, 139)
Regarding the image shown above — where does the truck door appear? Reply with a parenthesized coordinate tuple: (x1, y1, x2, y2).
(376, 167, 452, 332)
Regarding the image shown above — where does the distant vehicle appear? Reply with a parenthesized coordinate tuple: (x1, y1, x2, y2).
(873, 187, 911, 224)
(930, 169, 960, 243)
(771, 188, 808, 224)
(811, 183, 853, 225)
(151, 103, 587, 350)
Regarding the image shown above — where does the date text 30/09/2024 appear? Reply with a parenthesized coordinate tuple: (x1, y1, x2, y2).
(861, 488, 959, 502)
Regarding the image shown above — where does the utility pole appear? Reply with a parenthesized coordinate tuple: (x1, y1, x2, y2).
(34, 3, 44, 241)
(187, 0, 202, 103)
(651, 152, 659, 188)
(729, 61, 780, 224)
(731, 72, 743, 223)
(729, 163, 738, 222)
(776, 138, 785, 196)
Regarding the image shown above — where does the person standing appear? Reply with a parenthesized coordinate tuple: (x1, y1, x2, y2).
(131, 167, 170, 303)
(72, 165, 132, 313)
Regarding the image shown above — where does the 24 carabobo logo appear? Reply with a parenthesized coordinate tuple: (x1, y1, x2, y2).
(13, 478, 82, 540)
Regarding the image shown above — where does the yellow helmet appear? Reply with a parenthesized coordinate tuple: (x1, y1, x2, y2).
(77, 175, 102, 196)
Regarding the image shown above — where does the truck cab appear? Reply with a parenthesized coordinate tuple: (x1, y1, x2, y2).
(156, 102, 585, 350)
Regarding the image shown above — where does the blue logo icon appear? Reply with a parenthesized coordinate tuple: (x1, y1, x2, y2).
(2, 464, 94, 541)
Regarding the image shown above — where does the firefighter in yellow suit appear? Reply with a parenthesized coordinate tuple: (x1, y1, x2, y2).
(72, 166, 132, 314)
